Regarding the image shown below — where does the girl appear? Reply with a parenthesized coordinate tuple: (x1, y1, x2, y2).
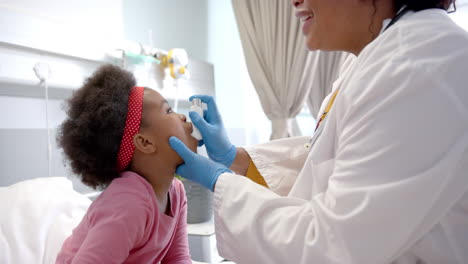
(56, 64, 197, 263)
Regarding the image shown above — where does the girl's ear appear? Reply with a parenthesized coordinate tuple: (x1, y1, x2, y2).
(133, 133, 157, 154)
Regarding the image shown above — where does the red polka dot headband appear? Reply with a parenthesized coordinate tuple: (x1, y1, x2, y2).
(116, 86, 144, 172)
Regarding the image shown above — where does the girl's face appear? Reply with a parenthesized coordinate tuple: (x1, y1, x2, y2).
(291, 0, 391, 54)
(140, 89, 198, 163)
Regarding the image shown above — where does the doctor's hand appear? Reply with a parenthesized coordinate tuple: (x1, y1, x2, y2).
(170, 136, 232, 191)
(189, 95, 237, 167)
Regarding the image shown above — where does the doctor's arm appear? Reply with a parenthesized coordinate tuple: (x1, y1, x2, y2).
(212, 70, 468, 263)
(228, 147, 250, 175)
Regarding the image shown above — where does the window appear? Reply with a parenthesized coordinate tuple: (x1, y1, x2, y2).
(297, 105, 317, 137)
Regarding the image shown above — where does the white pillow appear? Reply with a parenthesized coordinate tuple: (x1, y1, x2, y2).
(0, 177, 91, 264)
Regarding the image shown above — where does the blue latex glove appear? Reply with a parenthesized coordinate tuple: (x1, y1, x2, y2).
(189, 95, 237, 167)
(169, 136, 232, 191)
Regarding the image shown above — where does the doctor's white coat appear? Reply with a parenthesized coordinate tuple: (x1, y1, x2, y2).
(213, 9, 468, 264)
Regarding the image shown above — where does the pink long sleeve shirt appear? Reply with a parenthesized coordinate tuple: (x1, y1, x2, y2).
(56, 171, 191, 264)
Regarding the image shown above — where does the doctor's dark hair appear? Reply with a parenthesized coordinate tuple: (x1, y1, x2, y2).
(393, 0, 456, 11)
(58, 64, 137, 190)
(367, 0, 456, 37)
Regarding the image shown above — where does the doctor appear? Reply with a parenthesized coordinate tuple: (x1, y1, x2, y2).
(169, 0, 468, 263)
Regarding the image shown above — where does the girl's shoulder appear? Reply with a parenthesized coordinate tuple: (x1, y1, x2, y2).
(109, 172, 153, 195)
(92, 172, 155, 210)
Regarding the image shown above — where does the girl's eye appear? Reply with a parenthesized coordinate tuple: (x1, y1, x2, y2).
(167, 108, 173, 114)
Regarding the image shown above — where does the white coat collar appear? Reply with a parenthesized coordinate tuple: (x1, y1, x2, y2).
(379, 6, 414, 35)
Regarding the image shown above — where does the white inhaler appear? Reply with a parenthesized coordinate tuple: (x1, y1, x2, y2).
(190, 98, 203, 141)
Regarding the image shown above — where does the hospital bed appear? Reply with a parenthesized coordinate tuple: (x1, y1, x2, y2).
(0, 177, 90, 263)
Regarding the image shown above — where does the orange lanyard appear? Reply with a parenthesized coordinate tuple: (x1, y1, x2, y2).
(315, 89, 340, 132)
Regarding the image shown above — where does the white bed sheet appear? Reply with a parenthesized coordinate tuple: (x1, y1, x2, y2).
(0, 177, 91, 264)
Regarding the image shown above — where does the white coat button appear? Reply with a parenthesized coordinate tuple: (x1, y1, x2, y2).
(304, 143, 311, 149)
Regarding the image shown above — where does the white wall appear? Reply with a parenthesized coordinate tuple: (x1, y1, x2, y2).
(0, 0, 123, 61)
(122, 0, 209, 61)
(0, 0, 124, 129)
(0, 0, 124, 192)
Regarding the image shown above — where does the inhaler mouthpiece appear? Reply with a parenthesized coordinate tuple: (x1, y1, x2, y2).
(190, 99, 203, 141)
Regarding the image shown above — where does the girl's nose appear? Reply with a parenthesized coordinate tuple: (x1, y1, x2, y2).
(179, 113, 187, 122)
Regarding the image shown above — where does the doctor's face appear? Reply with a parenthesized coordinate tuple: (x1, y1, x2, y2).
(291, 0, 391, 54)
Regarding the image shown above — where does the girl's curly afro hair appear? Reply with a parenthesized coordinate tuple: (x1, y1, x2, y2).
(58, 64, 136, 189)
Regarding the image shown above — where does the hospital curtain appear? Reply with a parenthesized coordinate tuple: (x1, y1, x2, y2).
(306, 51, 352, 118)
(232, 0, 314, 140)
